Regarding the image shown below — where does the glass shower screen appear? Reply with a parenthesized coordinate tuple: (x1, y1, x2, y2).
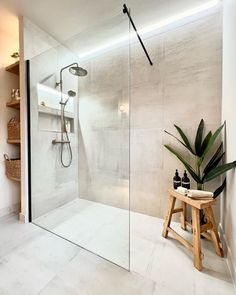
(29, 13, 130, 269)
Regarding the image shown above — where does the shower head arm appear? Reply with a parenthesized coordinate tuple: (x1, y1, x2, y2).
(59, 62, 79, 77)
(58, 62, 79, 89)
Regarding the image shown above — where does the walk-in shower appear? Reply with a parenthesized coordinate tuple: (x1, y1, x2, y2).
(53, 62, 87, 167)
(29, 3, 154, 270)
(29, 11, 131, 269)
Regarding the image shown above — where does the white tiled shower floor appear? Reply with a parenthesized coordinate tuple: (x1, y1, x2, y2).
(0, 199, 234, 294)
(34, 199, 130, 268)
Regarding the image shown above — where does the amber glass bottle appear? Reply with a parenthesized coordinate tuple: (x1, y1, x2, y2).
(182, 170, 190, 189)
(173, 169, 181, 189)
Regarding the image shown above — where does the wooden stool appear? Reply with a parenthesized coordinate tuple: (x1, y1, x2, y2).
(162, 189, 224, 271)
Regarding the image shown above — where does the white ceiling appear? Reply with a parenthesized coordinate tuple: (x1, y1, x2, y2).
(0, 0, 208, 43)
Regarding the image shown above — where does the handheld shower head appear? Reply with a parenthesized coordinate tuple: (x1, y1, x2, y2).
(69, 66, 87, 77)
(68, 90, 76, 97)
(60, 90, 76, 106)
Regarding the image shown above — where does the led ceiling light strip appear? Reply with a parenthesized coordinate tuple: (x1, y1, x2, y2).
(139, 0, 220, 35)
(78, 0, 220, 60)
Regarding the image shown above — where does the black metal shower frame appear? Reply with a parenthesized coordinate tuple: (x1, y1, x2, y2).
(26, 59, 32, 222)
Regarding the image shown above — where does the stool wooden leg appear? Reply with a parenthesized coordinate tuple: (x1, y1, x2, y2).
(205, 207, 224, 257)
(180, 201, 187, 230)
(192, 207, 202, 271)
(162, 196, 176, 238)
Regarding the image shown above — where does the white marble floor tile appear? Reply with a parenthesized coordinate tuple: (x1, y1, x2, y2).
(0, 201, 235, 295)
(0, 250, 55, 295)
(12, 232, 80, 273)
(147, 221, 236, 295)
(147, 240, 196, 295)
(38, 276, 80, 295)
(53, 213, 103, 245)
(85, 210, 129, 268)
(130, 211, 162, 243)
(33, 207, 77, 230)
(130, 235, 156, 277)
(0, 214, 42, 258)
(34, 199, 130, 268)
(86, 226, 129, 268)
(0, 216, 80, 295)
(32, 198, 235, 295)
(40, 250, 155, 295)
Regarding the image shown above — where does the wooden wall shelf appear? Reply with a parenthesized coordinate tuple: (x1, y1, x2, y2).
(6, 100, 20, 109)
(7, 139, 21, 144)
(5, 61, 19, 75)
(5, 60, 21, 188)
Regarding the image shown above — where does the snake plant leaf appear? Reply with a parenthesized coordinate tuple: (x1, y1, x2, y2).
(164, 144, 201, 183)
(199, 122, 225, 165)
(203, 143, 223, 175)
(213, 178, 226, 198)
(173, 125, 196, 155)
(195, 119, 204, 156)
(204, 160, 236, 182)
(164, 130, 194, 154)
(200, 131, 212, 156)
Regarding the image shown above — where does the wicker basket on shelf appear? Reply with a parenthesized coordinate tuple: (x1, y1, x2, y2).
(7, 117, 20, 140)
(4, 154, 21, 180)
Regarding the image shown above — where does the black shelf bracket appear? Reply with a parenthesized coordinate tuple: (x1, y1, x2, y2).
(123, 3, 153, 66)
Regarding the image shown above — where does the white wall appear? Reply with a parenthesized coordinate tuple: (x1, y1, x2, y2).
(222, 0, 236, 285)
(0, 29, 21, 217)
(23, 18, 59, 61)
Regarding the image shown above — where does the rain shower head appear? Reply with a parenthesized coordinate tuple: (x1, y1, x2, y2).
(69, 66, 87, 77)
(56, 63, 88, 88)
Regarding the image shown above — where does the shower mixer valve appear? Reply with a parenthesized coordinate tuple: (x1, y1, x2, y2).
(52, 139, 71, 144)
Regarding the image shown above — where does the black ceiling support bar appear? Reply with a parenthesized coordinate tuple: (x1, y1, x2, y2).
(123, 3, 153, 66)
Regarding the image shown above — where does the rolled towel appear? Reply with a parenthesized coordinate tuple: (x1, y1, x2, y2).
(176, 186, 188, 196)
(188, 189, 213, 199)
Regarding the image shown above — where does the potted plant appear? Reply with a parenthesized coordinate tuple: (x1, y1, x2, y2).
(164, 120, 236, 225)
(164, 120, 236, 198)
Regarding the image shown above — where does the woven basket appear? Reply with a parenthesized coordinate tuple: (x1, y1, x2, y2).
(7, 117, 20, 140)
(4, 154, 21, 180)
